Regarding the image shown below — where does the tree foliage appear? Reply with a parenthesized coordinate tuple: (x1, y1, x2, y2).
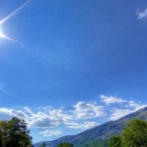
(121, 118, 147, 147)
(109, 119, 147, 147)
(0, 117, 32, 147)
(109, 136, 121, 147)
(0, 128, 2, 147)
(57, 142, 73, 147)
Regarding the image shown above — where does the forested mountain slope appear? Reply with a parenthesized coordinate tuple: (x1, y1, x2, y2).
(34, 107, 147, 147)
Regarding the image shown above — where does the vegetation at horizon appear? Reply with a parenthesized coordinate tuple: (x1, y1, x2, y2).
(109, 119, 147, 147)
(0, 117, 33, 147)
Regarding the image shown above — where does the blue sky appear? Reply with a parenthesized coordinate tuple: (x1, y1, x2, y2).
(0, 0, 147, 143)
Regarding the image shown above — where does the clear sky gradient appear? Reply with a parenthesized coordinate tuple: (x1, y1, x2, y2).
(0, 0, 147, 143)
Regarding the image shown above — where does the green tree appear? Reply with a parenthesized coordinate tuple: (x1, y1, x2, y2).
(109, 136, 121, 147)
(0, 117, 32, 147)
(57, 142, 73, 147)
(122, 118, 147, 147)
(0, 127, 3, 147)
(0, 120, 8, 147)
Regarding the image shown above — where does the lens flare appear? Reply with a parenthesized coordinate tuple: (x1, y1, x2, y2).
(0, 0, 31, 25)
(0, 0, 31, 44)
(0, 26, 21, 44)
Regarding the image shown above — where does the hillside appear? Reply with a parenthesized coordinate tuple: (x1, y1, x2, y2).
(34, 107, 147, 147)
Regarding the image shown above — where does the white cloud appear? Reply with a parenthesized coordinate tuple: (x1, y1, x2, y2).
(109, 108, 133, 120)
(0, 102, 103, 130)
(28, 108, 73, 128)
(109, 101, 147, 120)
(100, 95, 126, 105)
(0, 108, 28, 121)
(24, 107, 33, 114)
(39, 130, 62, 137)
(128, 100, 147, 111)
(67, 121, 98, 129)
(138, 9, 147, 19)
(0, 107, 72, 128)
(73, 101, 106, 119)
(0, 98, 146, 133)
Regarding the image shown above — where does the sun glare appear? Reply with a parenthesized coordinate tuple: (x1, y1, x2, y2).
(0, 0, 31, 44)
(0, 26, 21, 44)
(0, 27, 3, 37)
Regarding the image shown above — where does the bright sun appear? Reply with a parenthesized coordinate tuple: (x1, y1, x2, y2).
(0, 26, 20, 44)
(0, 0, 31, 44)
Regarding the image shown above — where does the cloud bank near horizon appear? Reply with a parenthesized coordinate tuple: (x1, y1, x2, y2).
(0, 95, 146, 137)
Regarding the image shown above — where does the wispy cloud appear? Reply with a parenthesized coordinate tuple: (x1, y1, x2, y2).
(127, 100, 147, 111)
(109, 108, 133, 120)
(100, 95, 126, 105)
(137, 9, 147, 19)
(109, 100, 147, 120)
(99, 95, 147, 120)
(39, 130, 62, 137)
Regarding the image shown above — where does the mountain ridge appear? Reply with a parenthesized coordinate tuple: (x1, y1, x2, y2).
(34, 106, 147, 147)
